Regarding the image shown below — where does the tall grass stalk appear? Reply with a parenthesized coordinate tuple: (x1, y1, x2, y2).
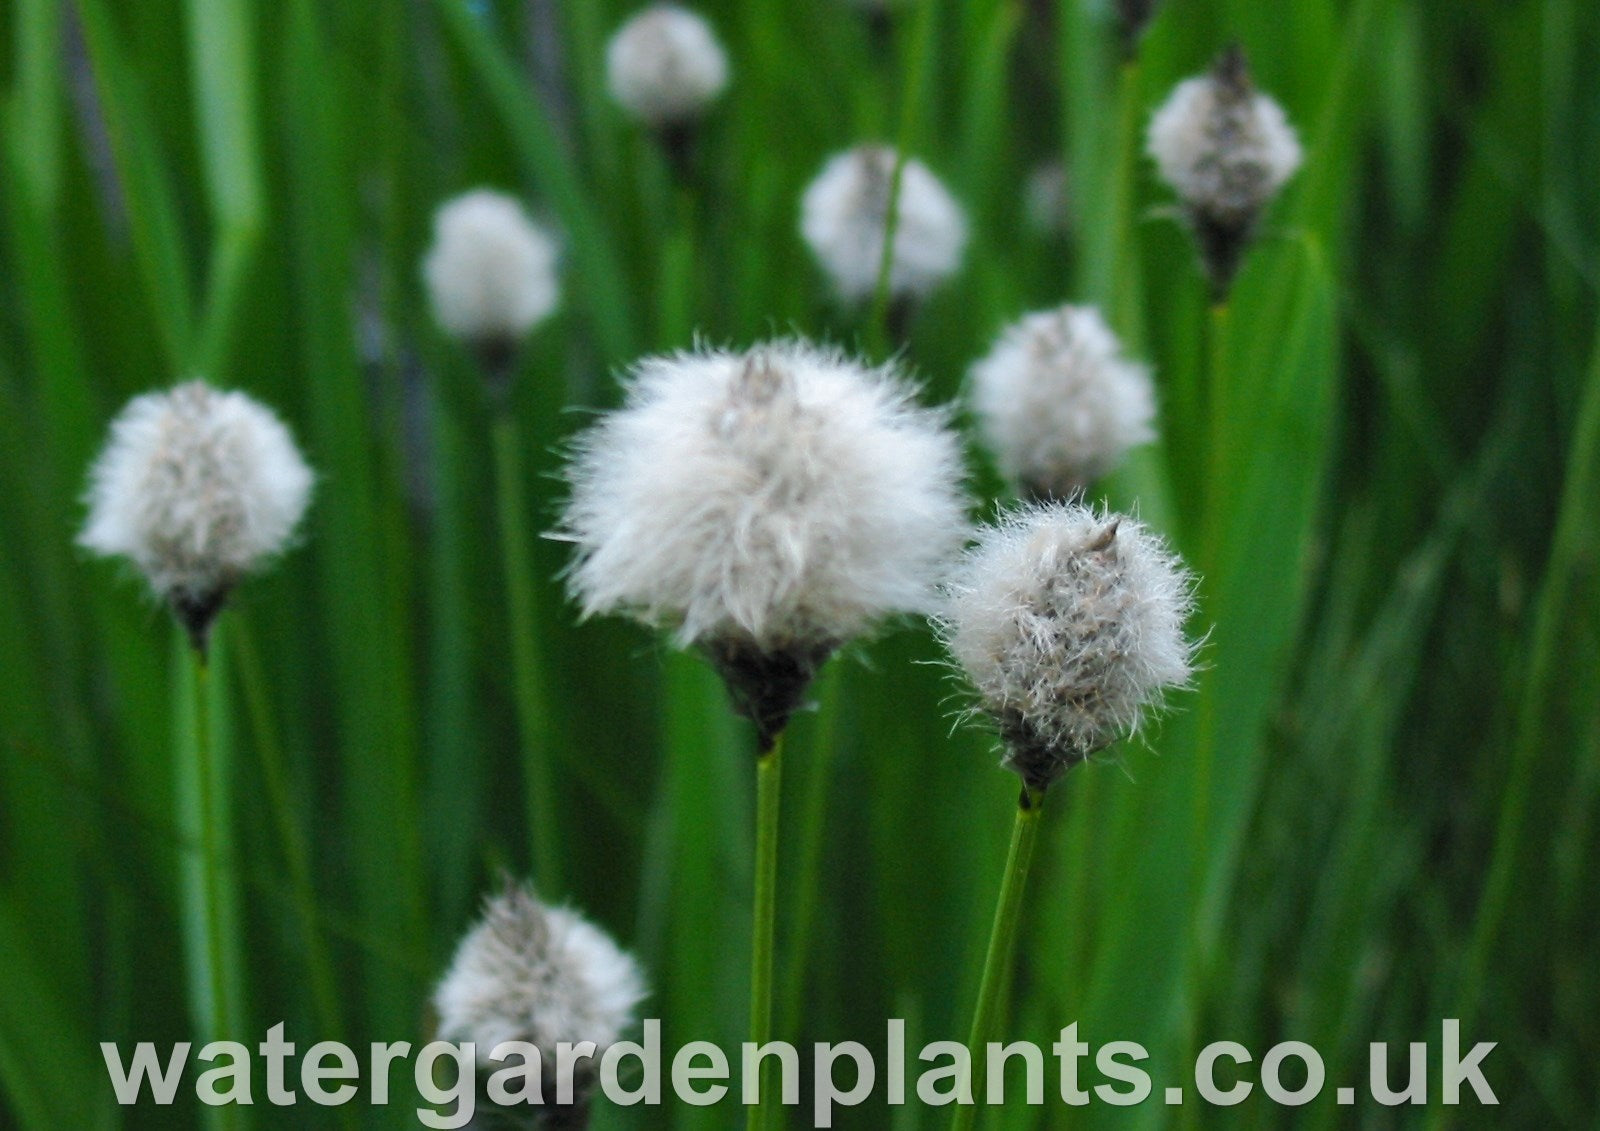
(747, 732, 785, 1131)
(779, 669, 843, 1039)
(230, 619, 348, 1064)
(1440, 322, 1600, 1061)
(174, 631, 246, 1131)
(866, 0, 939, 356)
(951, 787, 1044, 1131)
(492, 412, 563, 897)
(1109, 59, 1147, 353)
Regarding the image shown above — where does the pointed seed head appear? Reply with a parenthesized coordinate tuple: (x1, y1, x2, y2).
(938, 503, 1196, 792)
(1146, 46, 1302, 297)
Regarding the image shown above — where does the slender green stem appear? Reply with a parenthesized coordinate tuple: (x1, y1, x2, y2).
(1176, 301, 1232, 1115)
(193, 657, 229, 1034)
(866, 0, 938, 356)
(779, 669, 842, 1038)
(1434, 322, 1600, 1094)
(492, 414, 562, 898)
(1109, 59, 1146, 352)
(230, 620, 349, 1072)
(179, 638, 243, 1130)
(952, 788, 1045, 1131)
(747, 732, 785, 1131)
(1202, 301, 1233, 574)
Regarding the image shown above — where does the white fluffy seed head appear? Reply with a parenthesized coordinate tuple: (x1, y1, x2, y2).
(606, 5, 729, 127)
(423, 190, 560, 348)
(938, 504, 1195, 791)
(433, 885, 647, 1066)
(1147, 50, 1301, 226)
(79, 381, 313, 609)
(969, 305, 1156, 499)
(800, 146, 968, 304)
(560, 339, 970, 654)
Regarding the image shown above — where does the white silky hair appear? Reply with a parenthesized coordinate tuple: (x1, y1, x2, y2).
(560, 339, 971, 652)
(433, 884, 647, 1065)
(969, 304, 1156, 497)
(1147, 71, 1302, 225)
(423, 189, 560, 345)
(800, 146, 968, 304)
(605, 5, 730, 127)
(80, 381, 313, 603)
(938, 503, 1195, 764)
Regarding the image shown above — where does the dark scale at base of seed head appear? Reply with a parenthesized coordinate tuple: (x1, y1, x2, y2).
(707, 638, 835, 753)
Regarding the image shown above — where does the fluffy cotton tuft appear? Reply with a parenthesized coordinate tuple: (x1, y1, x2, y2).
(969, 305, 1155, 499)
(1147, 47, 1301, 293)
(423, 190, 560, 349)
(938, 504, 1195, 791)
(560, 339, 969, 654)
(433, 885, 646, 1066)
(80, 381, 313, 615)
(800, 146, 968, 304)
(606, 5, 729, 127)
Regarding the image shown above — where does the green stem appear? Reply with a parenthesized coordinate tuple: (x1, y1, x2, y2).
(193, 657, 229, 1036)
(1176, 300, 1232, 1113)
(1109, 59, 1146, 352)
(952, 787, 1045, 1131)
(866, 0, 939, 356)
(747, 732, 785, 1131)
(1436, 322, 1600, 1087)
(779, 669, 842, 1038)
(229, 620, 349, 1074)
(492, 414, 562, 898)
(178, 636, 244, 1130)
(1202, 301, 1233, 572)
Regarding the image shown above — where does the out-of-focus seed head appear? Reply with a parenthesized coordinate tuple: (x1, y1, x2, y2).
(605, 5, 729, 128)
(79, 381, 314, 652)
(560, 339, 970, 746)
(433, 884, 646, 1073)
(423, 190, 561, 372)
(800, 145, 968, 305)
(938, 504, 1195, 792)
(1146, 46, 1302, 298)
(969, 305, 1156, 500)
(1023, 161, 1071, 238)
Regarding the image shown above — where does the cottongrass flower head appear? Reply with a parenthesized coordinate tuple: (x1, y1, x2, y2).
(423, 189, 560, 378)
(434, 884, 646, 1063)
(80, 381, 313, 652)
(606, 5, 729, 130)
(969, 304, 1155, 500)
(1147, 45, 1302, 298)
(939, 503, 1195, 793)
(800, 145, 968, 307)
(561, 338, 969, 746)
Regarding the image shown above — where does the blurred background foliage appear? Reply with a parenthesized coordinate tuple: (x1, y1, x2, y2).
(0, 0, 1596, 1126)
